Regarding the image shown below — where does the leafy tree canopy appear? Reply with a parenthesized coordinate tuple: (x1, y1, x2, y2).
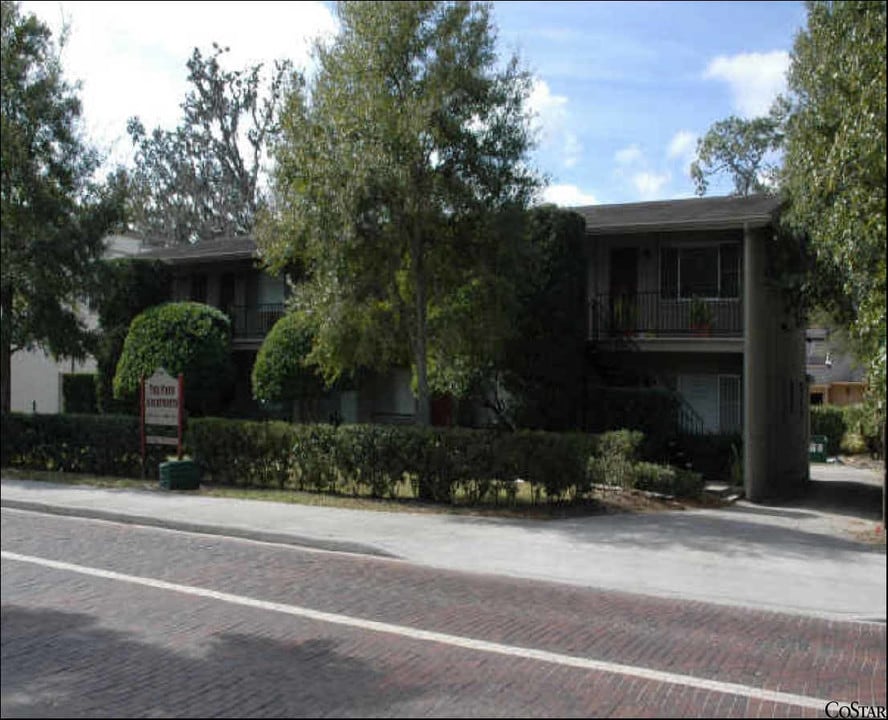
(782, 0, 886, 413)
(113, 302, 233, 416)
(1, 0, 126, 412)
(127, 44, 293, 246)
(690, 98, 788, 197)
(689, 1, 885, 433)
(258, 0, 541, 425)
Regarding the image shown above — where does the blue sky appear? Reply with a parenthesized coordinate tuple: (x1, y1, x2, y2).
(23, 0, 808, 207)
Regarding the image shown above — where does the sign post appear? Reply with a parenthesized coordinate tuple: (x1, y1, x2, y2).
(140, 368, 184, 467)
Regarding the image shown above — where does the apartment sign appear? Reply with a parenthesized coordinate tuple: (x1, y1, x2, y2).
(144, 369, 181, 425)
(140, 368, 185, 462)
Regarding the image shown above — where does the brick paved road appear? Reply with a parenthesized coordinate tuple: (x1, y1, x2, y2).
(2, 509, 885, 717)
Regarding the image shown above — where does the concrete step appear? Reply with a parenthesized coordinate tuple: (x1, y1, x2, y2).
(703, 482, 744, 503)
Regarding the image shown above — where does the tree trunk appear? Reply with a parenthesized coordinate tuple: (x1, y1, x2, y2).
(411, 232, 431, 427)
(1, 291, 12, 414)
(1, 339, 10, 415)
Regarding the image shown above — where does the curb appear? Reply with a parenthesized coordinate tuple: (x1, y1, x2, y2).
(0, 498, 401, 560)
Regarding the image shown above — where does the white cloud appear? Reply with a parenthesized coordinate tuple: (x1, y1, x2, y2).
(704, 51, 789, 117)
(562, 133, 582, 168)
(667, 131, 697, 161)
(542, 183, 598, 207)
(633, 171, 671, 199)
(528, 78, 583, 169)
(528, 78, 568, 136)
(615, 144, 644, 166)
(23, 1, 338, 167)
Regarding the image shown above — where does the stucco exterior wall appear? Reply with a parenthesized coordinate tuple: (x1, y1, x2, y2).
(743, 225, 808, 500)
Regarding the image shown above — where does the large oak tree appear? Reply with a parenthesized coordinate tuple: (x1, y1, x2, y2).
(258, 1, 540, 425)
(127, 44, 292, 246)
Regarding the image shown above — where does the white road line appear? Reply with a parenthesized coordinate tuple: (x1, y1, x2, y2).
(3, 550, 830, 711)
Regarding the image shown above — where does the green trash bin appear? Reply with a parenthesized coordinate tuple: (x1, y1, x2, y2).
(159, 459, 200, 490)
(809, 435, 828, 463)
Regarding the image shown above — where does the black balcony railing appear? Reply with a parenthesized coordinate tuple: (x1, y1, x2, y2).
(227, 303, 285, 339)
(589, 292, 743, 341)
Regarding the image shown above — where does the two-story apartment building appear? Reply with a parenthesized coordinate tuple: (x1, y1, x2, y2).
(574, 194, 809, 501)
(139, 238, 418, 423)
(8, 195, 810, 500)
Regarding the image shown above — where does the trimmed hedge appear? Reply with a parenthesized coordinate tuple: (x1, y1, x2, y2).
(187, 419, 600, 503)
(62, 374, 98, 414)
(187, 420, 702, 502)
(1, 413, 166, 477)
(810, 405, 846, 456)
(2, 413, 704, 503)
(113, 302, 234, 416)
(632, 462, 705, 498)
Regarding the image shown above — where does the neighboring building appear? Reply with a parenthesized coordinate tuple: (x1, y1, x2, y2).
(806, 327, 866, 406)
(574, 194, 809, 501)
(9, 234, 142, 414)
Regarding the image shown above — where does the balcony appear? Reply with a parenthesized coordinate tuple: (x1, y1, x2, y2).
(589, 292, 743, 343)
(228, 303, 285, 341)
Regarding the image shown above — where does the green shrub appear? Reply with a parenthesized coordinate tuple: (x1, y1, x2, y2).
(1, 413, 166, 477)
(840, 432, 869, 455)
(186, 417, 298, 488)
(185, 419, 598, 504)
(632, 462, 704, 498)
(62, 374, 98, 414)
(677, 434, 741, 482)
(810, 405, 846, 456)
(840, 403, 882, 456)
(585, 387, 681, 458)
(114, 302, 234, 416)
(252, 312, 325, 411)
(596, 429, 644, 461)
(585, 430, 644, 489)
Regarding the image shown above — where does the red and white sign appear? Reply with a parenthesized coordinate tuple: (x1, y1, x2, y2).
(140, 368, 185, 463)
(144, 369, 180, 425)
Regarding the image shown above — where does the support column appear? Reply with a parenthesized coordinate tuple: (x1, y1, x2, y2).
(744, 224, 769, 501)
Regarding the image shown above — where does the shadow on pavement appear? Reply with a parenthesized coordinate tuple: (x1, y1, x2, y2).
(793, 478, 884, 521)
(0, 605, 423, 718)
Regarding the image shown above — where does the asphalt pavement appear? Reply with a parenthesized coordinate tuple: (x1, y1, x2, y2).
(2, 461, 885, 623)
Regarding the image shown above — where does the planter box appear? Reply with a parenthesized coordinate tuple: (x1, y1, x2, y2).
(159, 460, 200, 490)
(808, 435, 828, 463)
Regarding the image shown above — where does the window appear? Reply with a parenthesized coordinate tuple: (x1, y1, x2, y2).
(719, 375, 742, 434)
(660, 244, 741, 299)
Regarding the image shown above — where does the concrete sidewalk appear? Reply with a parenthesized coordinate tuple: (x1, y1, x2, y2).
(2, 463, 885, 623)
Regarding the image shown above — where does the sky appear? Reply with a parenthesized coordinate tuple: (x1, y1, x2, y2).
(22, 0, 809, 207)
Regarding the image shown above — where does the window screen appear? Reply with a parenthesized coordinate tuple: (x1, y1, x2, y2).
(719, 375, 742, 433)
(680, 247, 719, 298)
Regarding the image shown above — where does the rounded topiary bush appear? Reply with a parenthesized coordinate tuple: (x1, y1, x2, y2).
(252, 312, 324, 417)
(113, 302, 234, 415)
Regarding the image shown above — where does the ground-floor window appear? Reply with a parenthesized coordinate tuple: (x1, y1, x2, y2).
(677, 373, 742, 434)
(718, 375, 742, 433)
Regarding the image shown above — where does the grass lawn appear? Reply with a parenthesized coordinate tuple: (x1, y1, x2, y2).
(0, 467, 715, 518)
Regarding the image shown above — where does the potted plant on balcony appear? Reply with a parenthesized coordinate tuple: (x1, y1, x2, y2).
(689, 296, 713, 336)
(612, 296, 638, 336)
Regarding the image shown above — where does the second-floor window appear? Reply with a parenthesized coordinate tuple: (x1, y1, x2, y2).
(660, 244, 740, 300)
